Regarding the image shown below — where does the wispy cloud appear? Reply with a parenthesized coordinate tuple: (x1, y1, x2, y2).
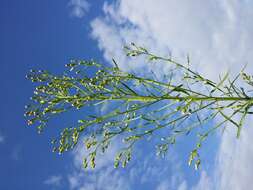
(66, 138, 186, 190)
(68, 0, 90, 18)
(67, 139, 130, 190)
(213, 119, 253, 190)
(44, 175, 63, 187)
(191, 171, 212, 190)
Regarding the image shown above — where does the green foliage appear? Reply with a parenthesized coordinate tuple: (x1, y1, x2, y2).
(25, 43, 253, 170)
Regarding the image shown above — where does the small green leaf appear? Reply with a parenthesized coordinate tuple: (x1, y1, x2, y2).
(195, 159, 201, 170)
(149, 55, 158, 61)
(83, 158, 88, 169)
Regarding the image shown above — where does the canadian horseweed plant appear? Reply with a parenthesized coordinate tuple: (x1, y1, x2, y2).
(25, 43, 253, 170)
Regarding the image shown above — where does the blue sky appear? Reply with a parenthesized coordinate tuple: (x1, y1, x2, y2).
(0, 0, 104, 189)
(1, 1, 253, 190)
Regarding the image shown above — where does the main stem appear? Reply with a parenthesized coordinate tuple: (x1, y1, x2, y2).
(59, 95, 253, 102)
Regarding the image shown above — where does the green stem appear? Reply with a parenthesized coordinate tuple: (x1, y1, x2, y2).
(58, 94, 253, 102)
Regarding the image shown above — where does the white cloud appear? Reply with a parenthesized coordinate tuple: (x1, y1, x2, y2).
(44, 175, 62, 187)
(178, 181, 188, 190)
(213, 118, 253, 190)
(72, 137, 121, 171)
(91, 0, 253, 79)
(67, 139, 130, 190)
(156, 181, 170, 190)
(191, 171, 212, 190)
(89, 0, 253, 189)
(69, 0, 90, 18)
(68, 167, 130, 190)
(66, 137, 187, 190)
